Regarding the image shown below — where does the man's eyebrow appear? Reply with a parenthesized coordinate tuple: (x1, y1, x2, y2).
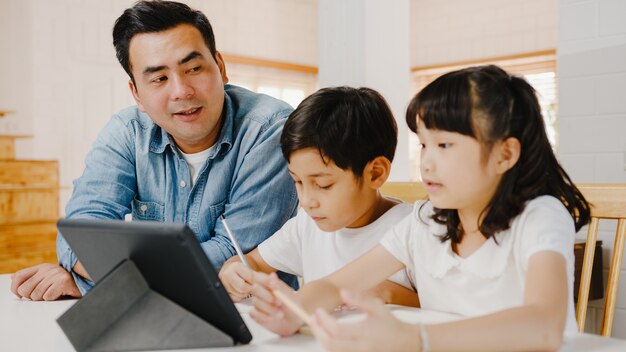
(143, 65, 167, 76)
(142, 51, 204, 76)
(180, 51, 203, 65)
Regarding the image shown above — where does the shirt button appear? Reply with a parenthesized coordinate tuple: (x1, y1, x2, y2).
(180, 180, 187, 188)
(140, 204, 148, 212)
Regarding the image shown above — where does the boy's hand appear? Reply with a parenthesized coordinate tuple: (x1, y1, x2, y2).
(309, 290, 420, 352)
(250, 271, 304, 337)
(218, 261, 254, 302)
(369, 280, 420, 307)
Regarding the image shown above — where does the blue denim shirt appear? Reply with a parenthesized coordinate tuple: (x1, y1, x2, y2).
(57, 85, 299, 294)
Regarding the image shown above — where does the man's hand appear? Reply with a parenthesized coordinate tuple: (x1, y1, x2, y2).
(218, 261, 254, 302)
(10, 263, 81, 301)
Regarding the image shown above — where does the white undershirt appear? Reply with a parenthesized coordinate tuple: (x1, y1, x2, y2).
(180, 146, 213, 187)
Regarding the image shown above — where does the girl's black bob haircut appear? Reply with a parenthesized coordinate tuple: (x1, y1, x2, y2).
(407, 65, 590, 243)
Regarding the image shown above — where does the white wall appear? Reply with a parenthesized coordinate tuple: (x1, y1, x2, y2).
(558, 0, 626, 338)
(0, 0, 34, 149)
(318, 0, 411, 181)
(411, 0, 558, 67)
(202, 0, 318, 66)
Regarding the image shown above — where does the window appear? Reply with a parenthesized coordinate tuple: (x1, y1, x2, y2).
(409, 51, 557, 181)
(224, 56, 318, 109)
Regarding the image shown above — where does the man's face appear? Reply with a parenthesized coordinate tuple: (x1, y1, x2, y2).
(128, 23, 228, 153)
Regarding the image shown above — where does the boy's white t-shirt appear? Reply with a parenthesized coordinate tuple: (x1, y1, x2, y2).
(258, 203, 414, 288)
(380, 195, 578, 334)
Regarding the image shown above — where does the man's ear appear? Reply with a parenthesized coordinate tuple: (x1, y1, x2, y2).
(128, 79, 146, 112)
(215, 51, 229, 84)
(495, 137, 521, 174)
(364, 156, 392, 189)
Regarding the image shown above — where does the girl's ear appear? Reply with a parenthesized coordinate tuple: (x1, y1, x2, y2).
(495, 137, 521, 174)
(365, 156, 391, 189)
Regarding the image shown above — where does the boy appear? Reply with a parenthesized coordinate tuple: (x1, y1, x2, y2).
(218, 87, 418, 307)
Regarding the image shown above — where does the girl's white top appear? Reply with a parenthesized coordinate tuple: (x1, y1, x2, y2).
(381, 195, 577, 334)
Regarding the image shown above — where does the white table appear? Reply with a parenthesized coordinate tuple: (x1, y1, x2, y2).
(1, 274, 625, 351)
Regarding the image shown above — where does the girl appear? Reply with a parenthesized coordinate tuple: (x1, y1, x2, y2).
(249, 65, 590, 352)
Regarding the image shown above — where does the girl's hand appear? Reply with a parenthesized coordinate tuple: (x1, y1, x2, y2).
(250, 272, 304, 336)
(309, 290, 420, 352)
(218, 261, 254, 302)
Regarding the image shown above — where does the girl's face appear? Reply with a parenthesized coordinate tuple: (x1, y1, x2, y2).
(416, 118, 503, 217)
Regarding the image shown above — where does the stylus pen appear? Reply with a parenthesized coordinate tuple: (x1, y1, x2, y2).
(272, 289, 313, 326)
(219, 215, 251, 268)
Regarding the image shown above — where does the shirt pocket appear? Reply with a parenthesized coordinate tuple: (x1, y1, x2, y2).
(131, 198, 165, 221)
(207, 199, 227, 238)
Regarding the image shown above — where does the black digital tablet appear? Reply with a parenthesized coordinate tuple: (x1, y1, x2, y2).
(57, 218, 252, 345)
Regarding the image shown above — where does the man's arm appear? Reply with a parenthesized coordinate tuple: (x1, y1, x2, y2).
(11, 115, 138, 300)
(199, 111, 298, 270)
(58, 115, 138, 293)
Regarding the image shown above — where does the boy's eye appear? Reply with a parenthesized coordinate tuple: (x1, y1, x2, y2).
(316, 183, 333, 190)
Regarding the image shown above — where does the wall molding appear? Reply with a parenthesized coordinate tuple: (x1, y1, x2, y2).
(412, 49, 556, 73)
(221, 53, 318, 74)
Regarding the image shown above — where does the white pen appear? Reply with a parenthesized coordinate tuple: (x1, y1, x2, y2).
(219, 215, 251, 268)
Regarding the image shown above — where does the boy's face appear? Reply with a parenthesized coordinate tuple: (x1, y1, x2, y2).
(288, 148, 377, 232)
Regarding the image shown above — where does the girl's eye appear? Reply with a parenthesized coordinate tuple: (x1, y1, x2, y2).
(438, 143, 452, 149)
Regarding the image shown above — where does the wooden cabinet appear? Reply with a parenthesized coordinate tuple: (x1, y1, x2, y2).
(0, 134, 59, 273)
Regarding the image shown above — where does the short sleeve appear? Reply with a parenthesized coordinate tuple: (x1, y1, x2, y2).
(515, 196, 576, 269)
(380, 202, 426, 269)
(257, 210, 306, 277)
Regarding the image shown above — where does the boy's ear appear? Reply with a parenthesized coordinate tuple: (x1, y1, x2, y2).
(365, 156, 391, 189)
(495, 137, 521, 174)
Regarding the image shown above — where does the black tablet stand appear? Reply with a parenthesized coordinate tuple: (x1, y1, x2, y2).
(57, 260, 234, 351)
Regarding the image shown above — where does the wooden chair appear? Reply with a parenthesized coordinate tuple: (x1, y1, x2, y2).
(380, 182, 428, 203)
(576, 184, 626, 336)
(381, 182, 626, 336)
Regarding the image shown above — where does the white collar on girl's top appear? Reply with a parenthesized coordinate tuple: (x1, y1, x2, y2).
(419, 219, 515, 280)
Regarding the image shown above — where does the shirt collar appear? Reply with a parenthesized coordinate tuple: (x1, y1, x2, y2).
(148, 86, 235, 157)
(422, 228, 514, 279)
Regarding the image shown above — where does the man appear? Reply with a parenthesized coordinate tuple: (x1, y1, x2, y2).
(10, 0, 298, 300)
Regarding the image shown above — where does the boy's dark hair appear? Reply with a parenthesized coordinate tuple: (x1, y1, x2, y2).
(406, 65, 590, 243)
(112, 0, 217, 85)
(281, 86, 398, 178)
